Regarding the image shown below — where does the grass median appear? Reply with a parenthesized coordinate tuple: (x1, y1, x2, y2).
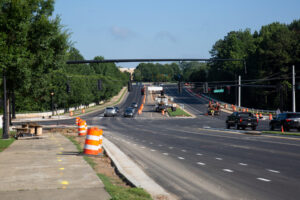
(262, 131, 300, 136)
(0, 129, 16, 152)
(167, 107, 191, 117)
(64, 133, 152, 200)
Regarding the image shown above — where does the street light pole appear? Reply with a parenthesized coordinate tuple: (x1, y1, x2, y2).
(238, 75, 241, 107)
(50, 92, 54, 116)
(2, 72, 8, 139)
(292, 65, 296, 112)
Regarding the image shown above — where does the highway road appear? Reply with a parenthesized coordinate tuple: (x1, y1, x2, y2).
(15, 84, 300, 200)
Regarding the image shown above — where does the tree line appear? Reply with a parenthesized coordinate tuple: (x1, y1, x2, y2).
(0, 0, 129, 113)
(133, 20, 300, 111)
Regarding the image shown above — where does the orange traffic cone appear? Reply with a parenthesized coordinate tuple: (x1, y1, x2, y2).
(269, 114, 273, 120)
(281, 125, 284, 133)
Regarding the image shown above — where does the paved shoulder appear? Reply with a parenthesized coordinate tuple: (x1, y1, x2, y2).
(0, 133, 110, 200)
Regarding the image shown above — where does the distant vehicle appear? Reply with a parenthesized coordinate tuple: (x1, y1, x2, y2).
(104, 107, 117, 117)
(124, 107, 135, 117)
(141, 88, 145, 95)
(114, 107, 119, 113)
(269, 112, 300, 131)
(131, 102, 138, 108)
(226, 112, 258, 130)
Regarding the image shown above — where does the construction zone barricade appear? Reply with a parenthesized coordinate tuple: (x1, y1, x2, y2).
(84, 127, 102, 155)
(76, 117, 80, 126)
(78, 120, 87, 136)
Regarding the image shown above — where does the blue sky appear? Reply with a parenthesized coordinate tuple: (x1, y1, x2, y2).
(54, 0, 300, 68)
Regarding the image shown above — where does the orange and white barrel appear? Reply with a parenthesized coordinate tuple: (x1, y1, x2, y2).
(259, 113, 262, 118)
(98, 128, 103, 154)
(76, 117, 80, 126)
(78, 120, 87, 136)
(81, 109, 85, 114)
(84, 127, 100, 155)
(69, 111, 73, 116)
(269, 113, 273, 120)
(256, 113, 259, 119)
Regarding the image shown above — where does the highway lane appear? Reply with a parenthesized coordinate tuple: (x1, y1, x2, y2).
(14, 84, 300, 199)
(101, 116, 300, 200)
(164, 84, 271, 131)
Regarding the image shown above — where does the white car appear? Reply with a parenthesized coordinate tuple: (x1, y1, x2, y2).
(104, 107, 117, 117)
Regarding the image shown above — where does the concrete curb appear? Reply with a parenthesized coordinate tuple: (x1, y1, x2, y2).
(103, 137, 175, 200)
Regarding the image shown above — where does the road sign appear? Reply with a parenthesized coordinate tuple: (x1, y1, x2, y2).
(213, 89, 224, 93)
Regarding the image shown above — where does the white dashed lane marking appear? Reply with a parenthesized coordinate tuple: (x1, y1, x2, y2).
(196, 153, 203, 156)
(163, 153, 169, 156)
(181, 150, 187, 152)
(197, 162, 206, 166)
(178, 157, 185, 160)
(257, 178, 271, 182)
(223, 169, 234, 173)
(239, 163, 248, 166)
(267, 169, 280, 173)
(215, 158, 223, 160)
(169, 147, 174, 149)
(150, 149, 156, 152)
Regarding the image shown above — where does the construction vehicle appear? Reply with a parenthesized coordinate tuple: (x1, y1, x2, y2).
(207, 103, 220, 116)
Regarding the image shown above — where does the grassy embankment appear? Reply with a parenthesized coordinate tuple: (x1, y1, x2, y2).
(0, 129, 16, 152)
(167, 107, 191, 117)
(65, 135, 152, 200)
(73, 87, 127, 117)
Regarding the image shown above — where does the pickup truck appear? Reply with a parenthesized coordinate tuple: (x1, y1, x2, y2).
(226, 112, 258, 130)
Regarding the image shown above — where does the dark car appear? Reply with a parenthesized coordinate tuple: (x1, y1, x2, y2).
(226, 112, 258, 130)
(269, 112, 300, 131)
(124, 107, 135, 117)
(131, 102, 138, 108)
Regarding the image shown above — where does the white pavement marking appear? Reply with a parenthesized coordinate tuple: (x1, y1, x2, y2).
(158, 144, 163, 147)
(163, 153, 169, 156)
(178, 157, 185, 160)
(181, 150, 187, 152)
(257, 178, 271, 182)
(267, 169, 280, 173)
(169, 147, 174, 149)
(141, 146, 145, 149)
(239, 163, 248, 166)
(150, 149, 156, 152)
(215, 158, 223, 160)
(222, 169, 234, 173)
(197, 162, 206, 166)
(196, 153, 203, 156)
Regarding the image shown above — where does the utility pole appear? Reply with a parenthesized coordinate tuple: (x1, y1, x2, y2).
(238, 75, 241, 107)
(292, 65, 296, 112)
(2, 72, 9, 139)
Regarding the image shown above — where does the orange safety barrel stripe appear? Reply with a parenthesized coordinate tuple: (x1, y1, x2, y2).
(85, 139, 99, 146)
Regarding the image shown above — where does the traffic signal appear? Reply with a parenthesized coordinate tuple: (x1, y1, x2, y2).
(98, 79, 102, 91)
(66, 83, 71, 93)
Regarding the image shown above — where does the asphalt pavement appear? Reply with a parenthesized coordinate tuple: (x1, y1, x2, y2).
(11, 84, 300, 200)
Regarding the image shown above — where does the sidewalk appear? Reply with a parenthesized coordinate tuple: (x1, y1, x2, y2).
(0, 132, 111, 200)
